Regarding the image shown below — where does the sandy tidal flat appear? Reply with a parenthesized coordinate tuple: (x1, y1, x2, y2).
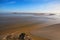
(0, 13, 60, 40)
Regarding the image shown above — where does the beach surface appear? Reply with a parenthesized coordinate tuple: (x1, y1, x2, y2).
(0, 13, 60, 40)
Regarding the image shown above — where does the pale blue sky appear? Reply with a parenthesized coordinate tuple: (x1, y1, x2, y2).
(0, 0, 60, 13)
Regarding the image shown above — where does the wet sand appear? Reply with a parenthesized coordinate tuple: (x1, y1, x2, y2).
(0, 13, 60, 40)
(31, 24, 60, 40)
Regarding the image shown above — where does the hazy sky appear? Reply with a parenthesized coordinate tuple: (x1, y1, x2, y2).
(0, 0, 60, 13)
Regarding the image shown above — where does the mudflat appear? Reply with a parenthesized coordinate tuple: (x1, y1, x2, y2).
(0, 13, 60, 40)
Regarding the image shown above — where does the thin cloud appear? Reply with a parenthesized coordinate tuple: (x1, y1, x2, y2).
(0, 0, 16, 4)
(38, 1, 60, 13)
(8, 1, 16, 4)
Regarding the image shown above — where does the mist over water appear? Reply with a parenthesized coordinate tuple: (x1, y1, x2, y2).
(0, 13, 60, 30)
(0, 13, 35, 17)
